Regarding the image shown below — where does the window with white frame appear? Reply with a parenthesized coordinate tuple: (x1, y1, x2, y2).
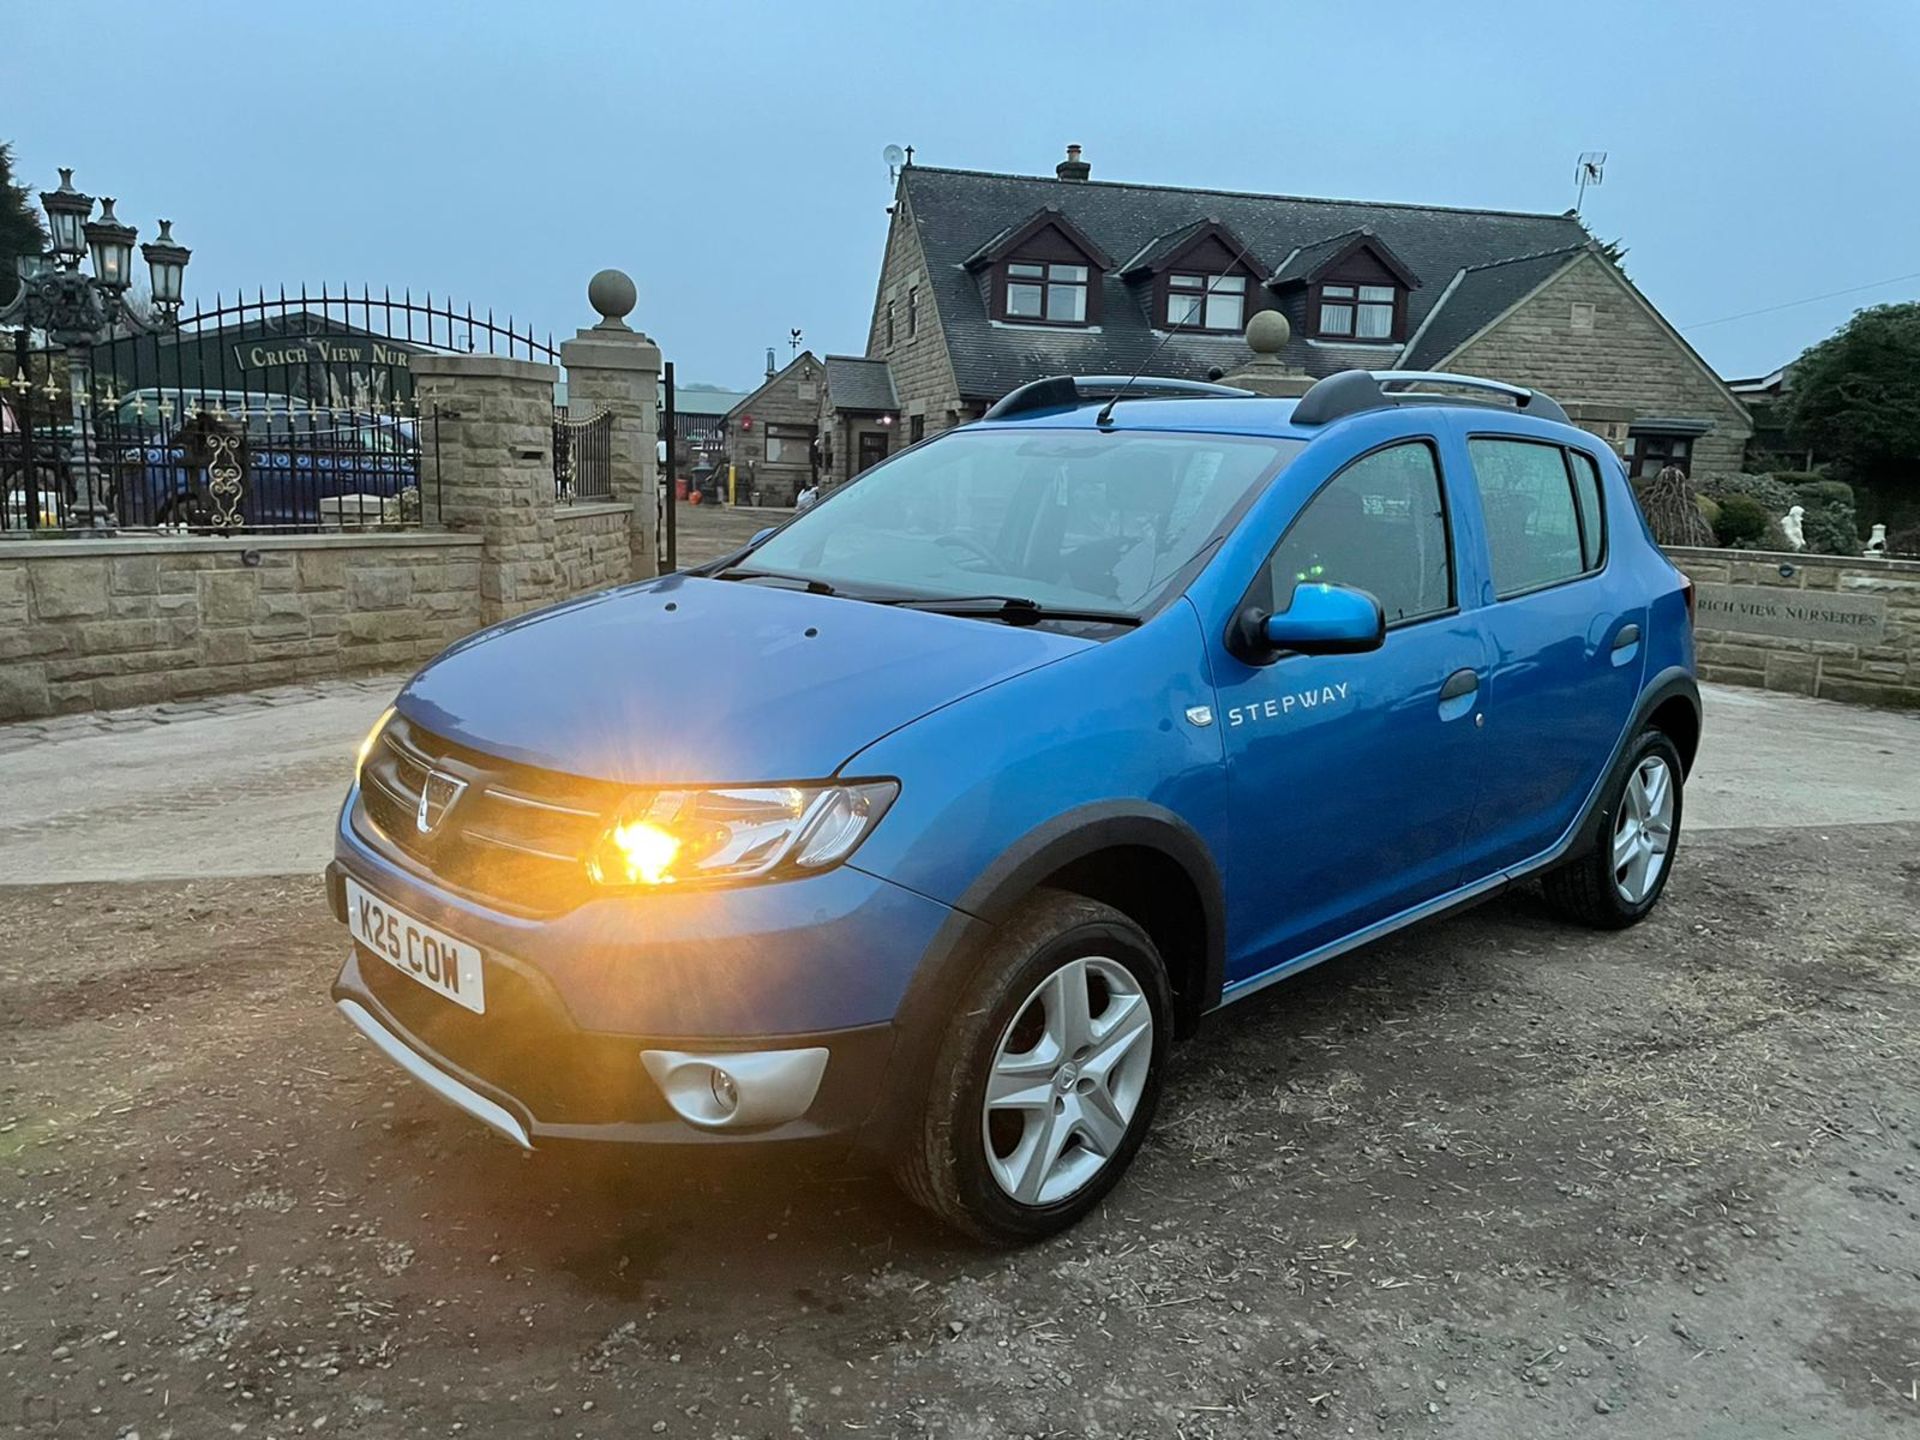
(1316, 282, 1397, 340)
(1005, 261, 1089, 323)
(1167, 272, 1246, 331)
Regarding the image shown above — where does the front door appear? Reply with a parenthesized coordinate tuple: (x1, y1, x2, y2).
(857, 429, 889, 475)
(1212, 437, 1487, 990)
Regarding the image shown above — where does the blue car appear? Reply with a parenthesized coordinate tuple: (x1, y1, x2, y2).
(329, 369, 1700, 1243)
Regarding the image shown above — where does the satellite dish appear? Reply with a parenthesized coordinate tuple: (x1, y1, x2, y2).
(884, 143, 906, 181)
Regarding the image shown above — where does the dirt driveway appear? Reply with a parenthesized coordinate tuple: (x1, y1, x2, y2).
(2, 652, 1918, 1437)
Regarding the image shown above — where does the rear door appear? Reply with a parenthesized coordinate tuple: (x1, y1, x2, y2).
(1448, 426, 1644, 874)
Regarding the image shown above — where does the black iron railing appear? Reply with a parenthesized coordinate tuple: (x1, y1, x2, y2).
(554, 410, 612, 502)
(4, 285, 551, 533)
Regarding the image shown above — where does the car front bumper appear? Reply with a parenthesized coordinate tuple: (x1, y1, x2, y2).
(326, 796, 978, 1150)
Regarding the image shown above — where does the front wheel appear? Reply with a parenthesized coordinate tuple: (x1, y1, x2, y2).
(1542, 728, 1684, 928)
(895, 890, 1171, 1244)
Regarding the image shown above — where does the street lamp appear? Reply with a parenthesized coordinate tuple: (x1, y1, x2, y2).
(0, 167, 192, 528)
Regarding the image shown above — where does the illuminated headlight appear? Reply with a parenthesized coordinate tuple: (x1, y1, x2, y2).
(356, 705, 395, 779)
(585, 781, 898, 889)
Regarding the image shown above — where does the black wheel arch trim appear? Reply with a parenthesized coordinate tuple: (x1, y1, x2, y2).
(1561, 666, 1699, 867)
(852, 801, 1226, 1155)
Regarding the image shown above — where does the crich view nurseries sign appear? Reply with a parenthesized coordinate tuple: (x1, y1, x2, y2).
(233, 335, 416, 371)
(1693, 582, 1887, 645)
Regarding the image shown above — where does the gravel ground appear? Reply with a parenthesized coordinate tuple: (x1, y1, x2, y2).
(2, 821, 1915, 1438)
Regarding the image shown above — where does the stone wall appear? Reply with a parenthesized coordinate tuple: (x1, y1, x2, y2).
(1666, 545, 1920, 707)
(555, 503, 634, 596)
(0, 533, 482, 720)
(865, 192, 965, 439)
(1445, 251, 1753, 474)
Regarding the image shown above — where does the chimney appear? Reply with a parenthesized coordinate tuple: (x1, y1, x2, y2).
(1055, 144, 1090, 182)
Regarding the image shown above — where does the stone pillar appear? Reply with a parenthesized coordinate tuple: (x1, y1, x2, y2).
(1219, 311, 1315, 398)
(412, 353, 562, 626)
(560, 269, 663, 580)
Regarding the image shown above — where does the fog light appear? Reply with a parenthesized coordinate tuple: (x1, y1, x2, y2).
(709, 1067, 739, 1115)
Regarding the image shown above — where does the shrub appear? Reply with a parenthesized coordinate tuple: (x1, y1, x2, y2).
(1695, 495, 1721, 529)
(1697, 471, 1796, 516)
(1885, 524, 1920, 559)
(1634, 466, 1717, 547)
(1712, 493, 1774, 548)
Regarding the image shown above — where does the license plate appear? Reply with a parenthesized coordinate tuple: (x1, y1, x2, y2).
(344, 877, 486, 1015)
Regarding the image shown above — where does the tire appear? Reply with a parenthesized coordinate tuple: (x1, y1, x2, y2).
(1542, 728, 1685, 929)
(895, 888, 1172, 1244)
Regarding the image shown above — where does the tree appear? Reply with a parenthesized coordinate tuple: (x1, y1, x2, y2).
(0, 143, 49, 308)
(1786, 302, 1920, 522)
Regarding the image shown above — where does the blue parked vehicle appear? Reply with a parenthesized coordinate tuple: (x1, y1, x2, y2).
(109, 390, 418, 528)
(329, 369, 1699, 1242)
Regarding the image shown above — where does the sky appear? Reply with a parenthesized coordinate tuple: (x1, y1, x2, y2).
(7, 0, 1917, 391)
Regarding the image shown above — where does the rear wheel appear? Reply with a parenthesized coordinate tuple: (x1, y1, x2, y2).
(895, 890, 1170, 1244)
(1542, 728, 1683, 929)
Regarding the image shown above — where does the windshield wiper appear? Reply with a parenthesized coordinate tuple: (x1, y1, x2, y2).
(879, 594, 1140, 628)
(713, 567, 838, 595)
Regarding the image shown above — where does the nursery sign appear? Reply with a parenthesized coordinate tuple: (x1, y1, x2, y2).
(1693, 583, 1886, 644)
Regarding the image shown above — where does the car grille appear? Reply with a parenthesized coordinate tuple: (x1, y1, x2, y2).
(354, 712, 620, 915)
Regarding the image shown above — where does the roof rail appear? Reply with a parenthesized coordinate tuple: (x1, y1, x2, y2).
(984, 374, 1255, 421)
(1292, 370, 1571, 427)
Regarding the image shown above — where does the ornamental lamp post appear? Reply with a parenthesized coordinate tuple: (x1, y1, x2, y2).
(0, 166, 192, 530)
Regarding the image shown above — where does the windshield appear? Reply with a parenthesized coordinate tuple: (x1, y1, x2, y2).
(746, 427, 1301, 615)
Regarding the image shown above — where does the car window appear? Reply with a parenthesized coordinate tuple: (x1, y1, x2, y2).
(1264, 440, 1452, 625)
(1466, 437, 1591, 596)
(1568, 448, 1606, 570)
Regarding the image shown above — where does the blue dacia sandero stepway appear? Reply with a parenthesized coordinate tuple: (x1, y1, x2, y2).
(329, 369, 1700, 1243)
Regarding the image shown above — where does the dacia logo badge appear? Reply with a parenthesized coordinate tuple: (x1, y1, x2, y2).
(416, 768, 469, 835)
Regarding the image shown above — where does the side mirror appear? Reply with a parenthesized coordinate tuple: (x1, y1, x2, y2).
(1250, 582, 1385, 656)
(749, 526, 777, 547)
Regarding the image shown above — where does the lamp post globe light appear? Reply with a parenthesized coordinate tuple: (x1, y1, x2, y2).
(0, 167, 191, 529)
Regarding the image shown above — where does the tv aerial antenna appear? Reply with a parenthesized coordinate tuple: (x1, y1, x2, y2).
(884, 143, 907, 183)
(1574, 151, 1607, 214)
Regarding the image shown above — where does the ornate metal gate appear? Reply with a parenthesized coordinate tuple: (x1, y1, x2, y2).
(4, 285, 557, 532)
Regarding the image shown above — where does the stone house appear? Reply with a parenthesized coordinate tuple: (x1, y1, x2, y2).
(855, 145, 1750, 475)
(816, 355, 900, 487)
(720, 351, 821, 506)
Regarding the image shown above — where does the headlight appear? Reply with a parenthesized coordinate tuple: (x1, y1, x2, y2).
(356, 705, 395, 778)
(585, 780, 898, 889)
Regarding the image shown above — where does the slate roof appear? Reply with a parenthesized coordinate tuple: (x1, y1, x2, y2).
(1266, 227, 1373, 285)
(823, 354, 898, 412)
(898, 165, 1595, 400)
(1401, 246, 1587, 368)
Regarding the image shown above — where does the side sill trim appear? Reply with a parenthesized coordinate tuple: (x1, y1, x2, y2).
(1220, 869, 1511, 1005)
(336, 996, 533, 1151)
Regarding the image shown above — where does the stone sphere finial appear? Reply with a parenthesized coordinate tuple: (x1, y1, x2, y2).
(1245, 309, 1290, 355)
(588, 268, 637, 330)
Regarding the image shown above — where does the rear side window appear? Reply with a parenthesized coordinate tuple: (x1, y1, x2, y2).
(1265, 440, 1453, 625)
(1466, 438, 1602, 597)
(1568, 449, 1606, 569)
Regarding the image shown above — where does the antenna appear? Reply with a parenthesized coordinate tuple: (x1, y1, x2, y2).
(883, 144, 906, 183)
(1574, 151, 1607, 214)
(1094, 232, 1261, 427)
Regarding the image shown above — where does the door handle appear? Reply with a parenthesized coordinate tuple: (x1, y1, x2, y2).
(1439, 668, 1479, 702)
(1613, 623, 1641, 651)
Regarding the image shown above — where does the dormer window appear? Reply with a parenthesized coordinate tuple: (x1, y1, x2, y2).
(963, 206, 1113, 328)
(1316, 283, 1397, 340)
(1006, 261, 1089, 324)
(1269, 227, 1420, 345)
(1167, 272, 1247, 332)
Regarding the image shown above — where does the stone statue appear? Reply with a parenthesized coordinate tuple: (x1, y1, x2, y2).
(1866, 523, 1888, 556)
(1781, 504, 1806, 551)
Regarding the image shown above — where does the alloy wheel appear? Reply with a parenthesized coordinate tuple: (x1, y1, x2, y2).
(1612, 754, 1675, 903)
(981, 955, 1155, 1207)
